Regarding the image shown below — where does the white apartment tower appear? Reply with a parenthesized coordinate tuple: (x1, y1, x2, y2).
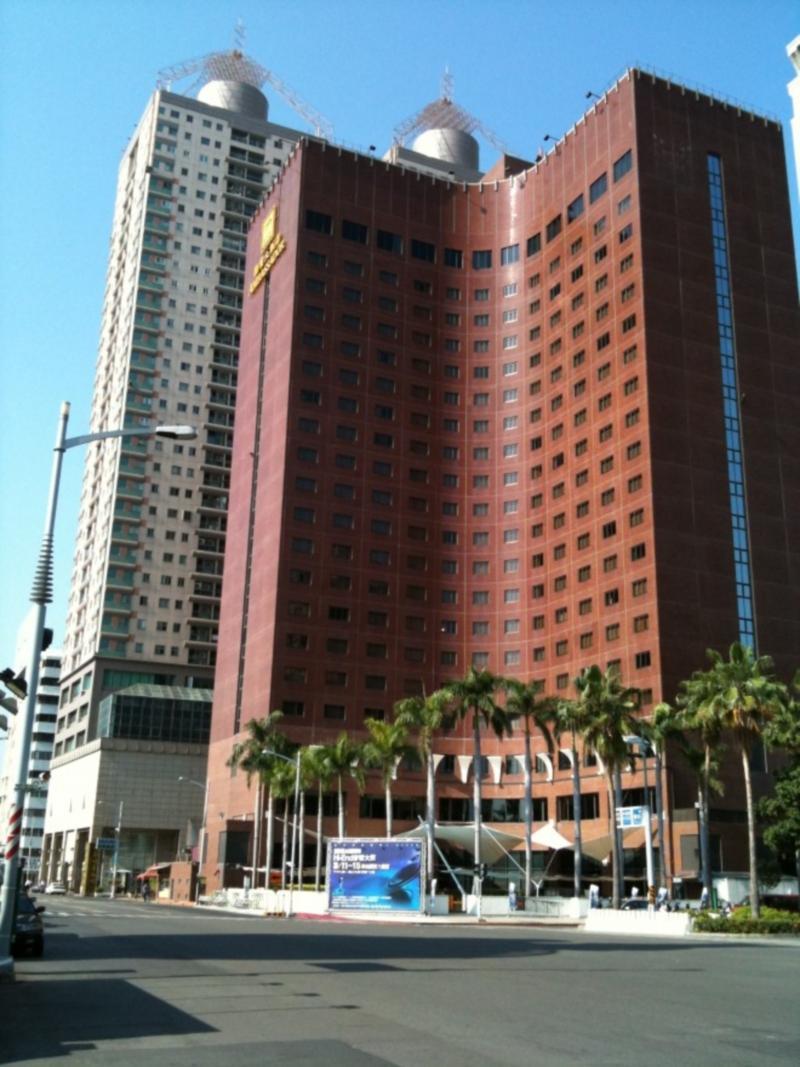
(788, 35, 800, 199)
(43, 49, 325, 889)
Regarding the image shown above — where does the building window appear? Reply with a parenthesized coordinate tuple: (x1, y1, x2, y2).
(527, 233, 542, 257)
(377, 229, 403, 254)
(545, 215, 562, 242)
(589, 172, 608, 203)
(306, 210, 332, 234)
(342, 219, 368, 243)
(613, 149, 633, 182)
(567, 194, 584, 222)
(411, 238, 436, 262)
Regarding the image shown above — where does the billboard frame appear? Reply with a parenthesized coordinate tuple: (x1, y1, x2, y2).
(326, 837, 425, 914)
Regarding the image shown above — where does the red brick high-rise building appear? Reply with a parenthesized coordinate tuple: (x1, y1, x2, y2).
(203, 70, 799, 895)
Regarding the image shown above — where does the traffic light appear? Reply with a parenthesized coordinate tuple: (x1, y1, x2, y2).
(0, 667, 27, 699)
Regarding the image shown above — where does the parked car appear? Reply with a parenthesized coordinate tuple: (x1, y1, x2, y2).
(44, 882, 66, 895)
(621, 897, 649, 910)
(12, 895, 45, 957)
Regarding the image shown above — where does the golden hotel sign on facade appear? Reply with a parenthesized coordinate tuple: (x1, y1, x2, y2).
(249, 206, 287, 294)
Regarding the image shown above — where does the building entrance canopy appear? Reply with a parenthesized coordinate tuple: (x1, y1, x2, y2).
(528, 822, 574, 852)
(393, 823, 524, 866)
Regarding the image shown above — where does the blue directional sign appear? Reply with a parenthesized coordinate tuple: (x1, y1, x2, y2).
(616, 806, 646, 829)
(95, 837, 117, 850)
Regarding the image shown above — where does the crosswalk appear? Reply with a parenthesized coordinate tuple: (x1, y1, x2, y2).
(40, 901, 253, 921)
(45, 907, 169, 919)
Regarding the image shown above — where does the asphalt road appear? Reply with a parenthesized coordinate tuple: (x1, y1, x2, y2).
(2, 896, 799, 1066)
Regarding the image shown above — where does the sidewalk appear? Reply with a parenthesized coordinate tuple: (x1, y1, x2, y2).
(195, 901, 581, 927)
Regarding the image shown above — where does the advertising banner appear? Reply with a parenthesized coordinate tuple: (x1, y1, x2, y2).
(327, 838, 423, 912)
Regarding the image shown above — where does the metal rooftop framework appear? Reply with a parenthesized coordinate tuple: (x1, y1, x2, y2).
(156, 47, 334, 141)
(393, 70, 506, 153)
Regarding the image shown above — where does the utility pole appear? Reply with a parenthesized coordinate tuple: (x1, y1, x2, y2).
(110, 801, 124, 899)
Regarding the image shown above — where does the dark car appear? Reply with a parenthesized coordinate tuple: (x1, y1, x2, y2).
(621, 897, 648, 910)
(12, 895, 45, 957)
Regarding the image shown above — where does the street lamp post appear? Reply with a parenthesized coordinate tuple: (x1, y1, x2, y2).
(110, 801, 124, 899)
(0, 403, 195, 980)
(178, 776, 208, 901)
(262, 748, 302, 918)
(625, 735, 655, 898)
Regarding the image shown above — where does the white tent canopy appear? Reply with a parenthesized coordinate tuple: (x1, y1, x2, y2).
(529, 822, 574, 852)
(393, 823, 524, 865)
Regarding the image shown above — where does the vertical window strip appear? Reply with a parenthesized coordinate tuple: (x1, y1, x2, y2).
(707, 153, 755, 648)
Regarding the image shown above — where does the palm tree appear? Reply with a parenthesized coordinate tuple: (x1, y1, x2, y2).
(227, 711, 288, 889)
(293, 751, 315, 891)
(322, 732, 365, 839)
(304, 746, 334, 891)
(555, 697, 590, 899)
(269, 757, 299, 890)
(362, 717, 416, 837)
(643, 703, 685, 888)
(505, 680, 555, 898)
(394, 688, 453, 890)
(443, 668, 511, 891)
(703, 643, 792, 918)
(675, 669, 726, 904)
(574, 665, 640, 909)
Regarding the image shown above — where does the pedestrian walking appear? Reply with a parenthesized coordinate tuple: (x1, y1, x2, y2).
(142, 880, 151, 903)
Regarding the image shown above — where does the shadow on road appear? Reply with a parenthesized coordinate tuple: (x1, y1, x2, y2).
(0, 977, 215, 1064)
(36, 920, 755, 966)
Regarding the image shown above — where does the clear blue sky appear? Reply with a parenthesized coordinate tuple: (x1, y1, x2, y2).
(0, 0, 798, 682)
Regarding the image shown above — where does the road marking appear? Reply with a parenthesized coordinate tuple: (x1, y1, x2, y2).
(48, 909, 175, 919)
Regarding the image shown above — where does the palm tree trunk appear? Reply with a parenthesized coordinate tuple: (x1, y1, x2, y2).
(251, 779, 262, 890)
(473, 712, 483, 889)
(654, 748, 667, 888)
(613, 767, 624, 902)
(281, 797, 290, 890)
(425, 750, 435, 891)
(337, 775, 345, 839)
(700, 747, 712, 900)
(385, 779, 393, 838)
(297, 789, 306, 891)
(315, 782, 323, 892)
(265, 786, 275, 890)
(523, 723, 532, 898)
(741, 745, 759, 919)
(695, 782, 708, 896)
(571, 729, 583, 898)
(607, 772, 622, 909)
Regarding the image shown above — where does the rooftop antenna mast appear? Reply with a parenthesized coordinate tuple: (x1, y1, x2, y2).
(233, 18, 246, 52)
(393, 69, 506, 153)
(156, 38, 334, 141)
